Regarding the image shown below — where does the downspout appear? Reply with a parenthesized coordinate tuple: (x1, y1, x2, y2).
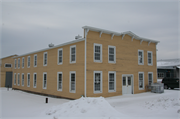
(84, 28, 89, 97)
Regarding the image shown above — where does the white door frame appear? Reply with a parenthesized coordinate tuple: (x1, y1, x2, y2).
(122, 74, 134, 94)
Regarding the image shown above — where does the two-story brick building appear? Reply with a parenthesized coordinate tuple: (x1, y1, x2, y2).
(12, 26, 159, 99)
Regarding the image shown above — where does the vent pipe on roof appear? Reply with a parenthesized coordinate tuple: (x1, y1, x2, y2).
(49, 43, 54, 47)
(75, 35, 82, 40)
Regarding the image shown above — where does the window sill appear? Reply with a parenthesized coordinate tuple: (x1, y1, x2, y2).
(70, 91, 76, 93)
(139, 88, 144, 90)
(108, 90, 116, 93)
(108, 61, 116, 64)
(70, 61, 76, 64)
(94, 91, 102, 94)
(57, 89, 62, 91)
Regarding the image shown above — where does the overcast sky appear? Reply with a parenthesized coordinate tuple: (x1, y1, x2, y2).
(0, 0, 179, 60)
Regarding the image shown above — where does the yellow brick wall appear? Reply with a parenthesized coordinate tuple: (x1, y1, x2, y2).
(86, 31, 157, 97)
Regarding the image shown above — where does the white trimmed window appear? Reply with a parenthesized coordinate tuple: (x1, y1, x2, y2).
(138, 50, 144, 65)
(33, 73, 37, 88)
(147, 51, 153, 65)
(14, 73, 16, 85)
(4, 64, 12, 68)
(34, 54, 37, 67)
(94, 71, 102, 93)
(108, 71, 116, 92)
(57, 72, 62, 91)
(17, 73, 20, 85)
(43, 52, 47, 66)
(158, 72, 164, 78)
(22, 73, 24, 86)
(18, 58, 20, 68)
(70, 45, 76, 63)
(22, 57, 24, 68)
(27, 73, 30, 87)
(94, 43, 102, 62)
(138, 72, 144, 90)
(27, 56, 30, 68)
(43, 72, 47, 89)
(108, 46, 116, 63)
(148, 72, 153, 85)
(14, 59, 17, 69)
(58, 48, 63, 64)
(70, 71, 76, 93)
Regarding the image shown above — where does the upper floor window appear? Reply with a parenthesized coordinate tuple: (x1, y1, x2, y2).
(70, 45, 76, 63)
(94, 43, 102, 62)
(27, 56, 30, 68)
(43, 72, 47, 89)
(148, 72, 153, 85)
(57, 72, 62, 91)
(43, 52, 47, 66)
(94, 71, 102, 93)
(14, 59, 17, 69)
(108, 46, 116, 63)
(138, 50, 144, 65)
(108, 71, 116, 92)
(22, 57, 24, 68)
(139, 72, 144, 90)
(147, 51, 153, 65)
(70, 71, 76, 93)
(34, 54, 37, 67)
(4, 64, 12, 68)
(58, 48, 63, 64)
(18, 58, 20, 68)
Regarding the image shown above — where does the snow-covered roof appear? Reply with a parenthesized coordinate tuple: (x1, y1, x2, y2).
(157, 59, 180, 69)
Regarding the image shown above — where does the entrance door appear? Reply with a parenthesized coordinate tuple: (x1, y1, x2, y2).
(122, 76, 132, 94)
(5, 72, 12, 88)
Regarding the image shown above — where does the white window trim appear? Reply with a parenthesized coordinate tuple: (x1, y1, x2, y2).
(27, 73, 30, 87)
(58, 48, 63, 65)
(22, 73, 24, 86)
(34, 54, 37, 67)
(17, 73, 20, 86)
(94, 43, 102, 63)
(22, 57, 24, 68)
(43, 52, 48, 66)
(14, 59, 17, 69)
(70, 45, 76, 64)
(27, 56, 30, 68)
(14, 73, 16, 85)
(108, 45, 116, 64)
(138, 50, 144, 65)
(94, 71, 103, 93)
(18, 58, 20, 69)
(148, 72, 153, 85)
(43, 72, 47, 89)
(4, 63, 12, 68)
(57, 72, 63, 91)
(33, 73, 37, 88)
(69, 71, 76, 93)
(147, 51, 153, 66)
(108, 71, 116, 92)
(138, 72, 144, 90)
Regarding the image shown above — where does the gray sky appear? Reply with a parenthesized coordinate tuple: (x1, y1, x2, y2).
(0, 0, 179, 60)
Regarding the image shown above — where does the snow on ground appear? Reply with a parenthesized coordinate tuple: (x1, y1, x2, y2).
(0, 87, 180, 119)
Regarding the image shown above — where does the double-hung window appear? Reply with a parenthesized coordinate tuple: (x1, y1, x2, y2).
(17, 73, 20, 85)
(138, 50, 144, 65)
(33, 73, 37, 88)
(108, 71, 116, 92)
(58, 48, 63, 64)
(57, 72, 62, 91)
(18, 58, 20, 68)
(70, 45, 76, 63)
(94, 43, 102, 62)
(22, 73, 24, 86)
(27, 56, 30, 68)
(43, 72, 47, 89)
(138, 72, 144, 90)
(94, 71, 102, 93)
(27, 73, 30, 87)
(43, 52, 47, 66)
(14, 73, 16, 85)
(22, 57, 24, 68)
(147, 51, 153, 65)
(14, 59, 17, 69)
(148, 72, 153, 85)
(70, 71, 76, 93)
(108, 46, 116, 63)
(34, 54, 37, 67)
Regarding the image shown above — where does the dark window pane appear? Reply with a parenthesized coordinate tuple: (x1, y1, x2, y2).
(109, 55, 114, 61)
(109, 48, 114, 54)
(95, 46, 100, 53)
(95, 53, 100, 60)
(128, 77, 131, 85)
(123, 77, 126, 86)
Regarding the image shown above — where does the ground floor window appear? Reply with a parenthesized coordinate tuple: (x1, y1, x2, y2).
(108, 71, 116, 92)
(27, 73, 30, 87)
(14, 73, 16, 85)
(70, 71, 76, 93)
(57, 72, 62, 91)
(17, 73, 20, 85)
(158, 72, 164, 78)
(33, 73, 37, 88)
(43, 72, 47, 89)
(94, 71, 102, 93)
(22, 73, 24, 86)
(139, 72, 144, 90)
(148, 72, 153, 85)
